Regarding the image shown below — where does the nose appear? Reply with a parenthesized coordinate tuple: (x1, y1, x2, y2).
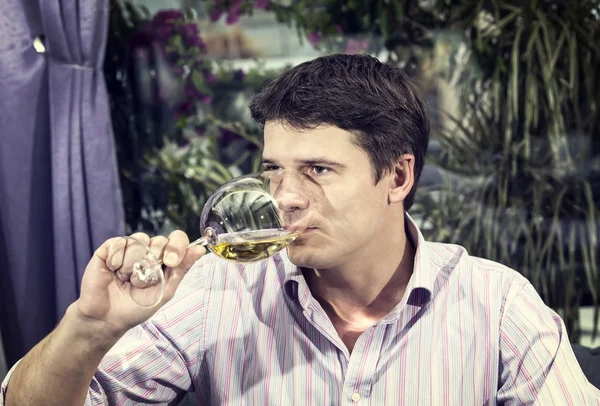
(270, 171, 310, 212)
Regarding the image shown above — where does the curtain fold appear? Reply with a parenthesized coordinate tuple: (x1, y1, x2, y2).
(0, 0, 124, 366)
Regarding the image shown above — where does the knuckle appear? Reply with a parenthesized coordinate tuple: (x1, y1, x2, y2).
(150, 235, 169, 247)
(130, 232, 149, 241)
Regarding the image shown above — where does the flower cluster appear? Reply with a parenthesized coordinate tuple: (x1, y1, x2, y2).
(150, 9, 215, 117)
(306, 25, 371, 54)
(208, 0, 270, 25)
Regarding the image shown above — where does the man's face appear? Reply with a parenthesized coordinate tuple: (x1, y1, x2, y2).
(262, 121, 396, 270)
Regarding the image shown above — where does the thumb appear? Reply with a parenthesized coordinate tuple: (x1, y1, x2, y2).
(161, 245, 207, 302)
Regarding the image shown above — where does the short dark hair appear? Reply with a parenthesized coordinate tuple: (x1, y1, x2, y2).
(249, 53, 430, 210)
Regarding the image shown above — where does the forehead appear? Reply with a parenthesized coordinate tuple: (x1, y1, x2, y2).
(262, 122, 369, 165)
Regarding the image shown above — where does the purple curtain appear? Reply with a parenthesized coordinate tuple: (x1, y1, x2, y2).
(0, 0, 124, 367)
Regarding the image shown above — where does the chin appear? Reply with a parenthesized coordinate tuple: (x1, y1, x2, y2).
(285, 244, 339, 269)
(286, 244, 320, 268)
(285, 245, 312, 267)
(286, 229, 340, 268)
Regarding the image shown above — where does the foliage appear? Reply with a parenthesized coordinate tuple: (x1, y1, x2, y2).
(209, 0, 600, 342)
(409, 0, 600, 342)
(208, 0, 270, 25)
(105, 1, 271, 237)
(105, 0, 600, 342)
(142, 120, 264, 238)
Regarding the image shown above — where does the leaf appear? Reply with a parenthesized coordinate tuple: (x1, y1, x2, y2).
(509, 21, 522, 127)
(191, 70, 212, 95)
(184, 7, 198, 20)
(171, 35, 185, 56)
(480, 8, 520, 38)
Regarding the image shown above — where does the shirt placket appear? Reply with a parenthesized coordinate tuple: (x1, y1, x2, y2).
(341, 324, 387, 405)
(294, 280, 389, 404)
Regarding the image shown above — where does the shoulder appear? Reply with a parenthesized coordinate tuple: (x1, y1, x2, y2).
(422, 240, 532, 311)
(424, 240, 529, 282)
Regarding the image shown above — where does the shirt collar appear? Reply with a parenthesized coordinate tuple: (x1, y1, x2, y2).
(403, 212, 436, 303)
(282, 212, 438, 313)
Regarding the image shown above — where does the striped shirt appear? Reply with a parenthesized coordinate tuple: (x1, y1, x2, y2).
(2, 215, 600, 405)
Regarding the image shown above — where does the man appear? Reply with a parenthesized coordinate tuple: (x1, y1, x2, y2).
(2, 54, 599, 405)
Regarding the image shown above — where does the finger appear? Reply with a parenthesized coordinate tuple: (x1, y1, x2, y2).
(129, 232, 151, 246)
(106, 237, 127, 272)
(163, 230, 190, 268)
(94, 233, 149, 272)
(162, 245, 206, 302)
(179, 245, 206, 272)
(148, 235, 169, 260)
(129, 257, 161, 289)
(118, 233, 151, 281)
(90, 236, 124, 276)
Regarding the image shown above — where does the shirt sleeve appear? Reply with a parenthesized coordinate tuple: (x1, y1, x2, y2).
(1, 361, 20, 405)
(1, 262, 207, 406)
(497, 281, 600, 405)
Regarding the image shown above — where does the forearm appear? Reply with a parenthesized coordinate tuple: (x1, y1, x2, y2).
(4, 303, 123, 406)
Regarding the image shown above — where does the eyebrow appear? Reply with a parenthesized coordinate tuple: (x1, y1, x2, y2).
(261, 157, 346, 169)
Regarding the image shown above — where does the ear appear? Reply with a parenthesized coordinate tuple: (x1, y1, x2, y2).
(388, 154, 415, 204)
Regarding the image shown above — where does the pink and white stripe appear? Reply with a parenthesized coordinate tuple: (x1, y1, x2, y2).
(2, 215, 600, 405)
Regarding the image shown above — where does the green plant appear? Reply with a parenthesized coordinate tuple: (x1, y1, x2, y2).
(142, 116, 264, 238)
(409, 0, 600, 342)
(209, 0, 600, 342)
(105, 0, 274, 236)
(106, 0, 600, 342)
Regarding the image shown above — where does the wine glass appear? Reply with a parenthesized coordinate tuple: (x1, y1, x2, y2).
(112, 170, 311, 307)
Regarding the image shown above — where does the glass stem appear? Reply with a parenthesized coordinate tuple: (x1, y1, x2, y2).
(188, 236, 210, 248)
(156, 237, 209, 266)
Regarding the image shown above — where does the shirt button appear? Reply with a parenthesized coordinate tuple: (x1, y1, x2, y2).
(351, 392, 361, 402)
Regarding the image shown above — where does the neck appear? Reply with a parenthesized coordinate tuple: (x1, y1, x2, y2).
(303, 217, 416, 324)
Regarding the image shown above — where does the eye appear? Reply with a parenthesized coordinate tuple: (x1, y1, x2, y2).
(262, 165, 280, 172)
(310, 166, 330, 176)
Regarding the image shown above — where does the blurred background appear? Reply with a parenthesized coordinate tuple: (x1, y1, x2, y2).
(1, 0, 599, 383)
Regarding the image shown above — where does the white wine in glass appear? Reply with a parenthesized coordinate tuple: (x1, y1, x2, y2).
(112, 171, 311, 307)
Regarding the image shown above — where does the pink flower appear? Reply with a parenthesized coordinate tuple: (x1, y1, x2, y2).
(152, 10, 183, 25)
(307, 32, 322, 49)
(344, 38, 370, 54)
(226, 8, 241, 25)
(185, 84, 198, 97)
(194, 125, 206, 136)
(133, 48, 149, 62)
(186, 35, 207, 50)
(209, 8, 222, 22)
(155, 25, 174, 39)
(255, 0, 269, 9)
(178, 102, 194, 115)
(232, 69, 245, 81)
(182, 23, 199, 39)
(224, 0, 243, 25)
(205, 72, 216, 83)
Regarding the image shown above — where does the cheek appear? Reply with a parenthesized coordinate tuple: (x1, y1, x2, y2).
(289, 187, 385, 267)
(321, 185, 386, 234)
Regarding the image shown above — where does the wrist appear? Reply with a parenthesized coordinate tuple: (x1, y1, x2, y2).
(65, 302, 125, 351)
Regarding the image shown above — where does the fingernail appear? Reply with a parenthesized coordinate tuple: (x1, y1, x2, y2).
(165, 252, 179, 265)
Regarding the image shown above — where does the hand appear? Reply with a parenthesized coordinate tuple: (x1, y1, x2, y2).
(74, 231, 206, 339)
